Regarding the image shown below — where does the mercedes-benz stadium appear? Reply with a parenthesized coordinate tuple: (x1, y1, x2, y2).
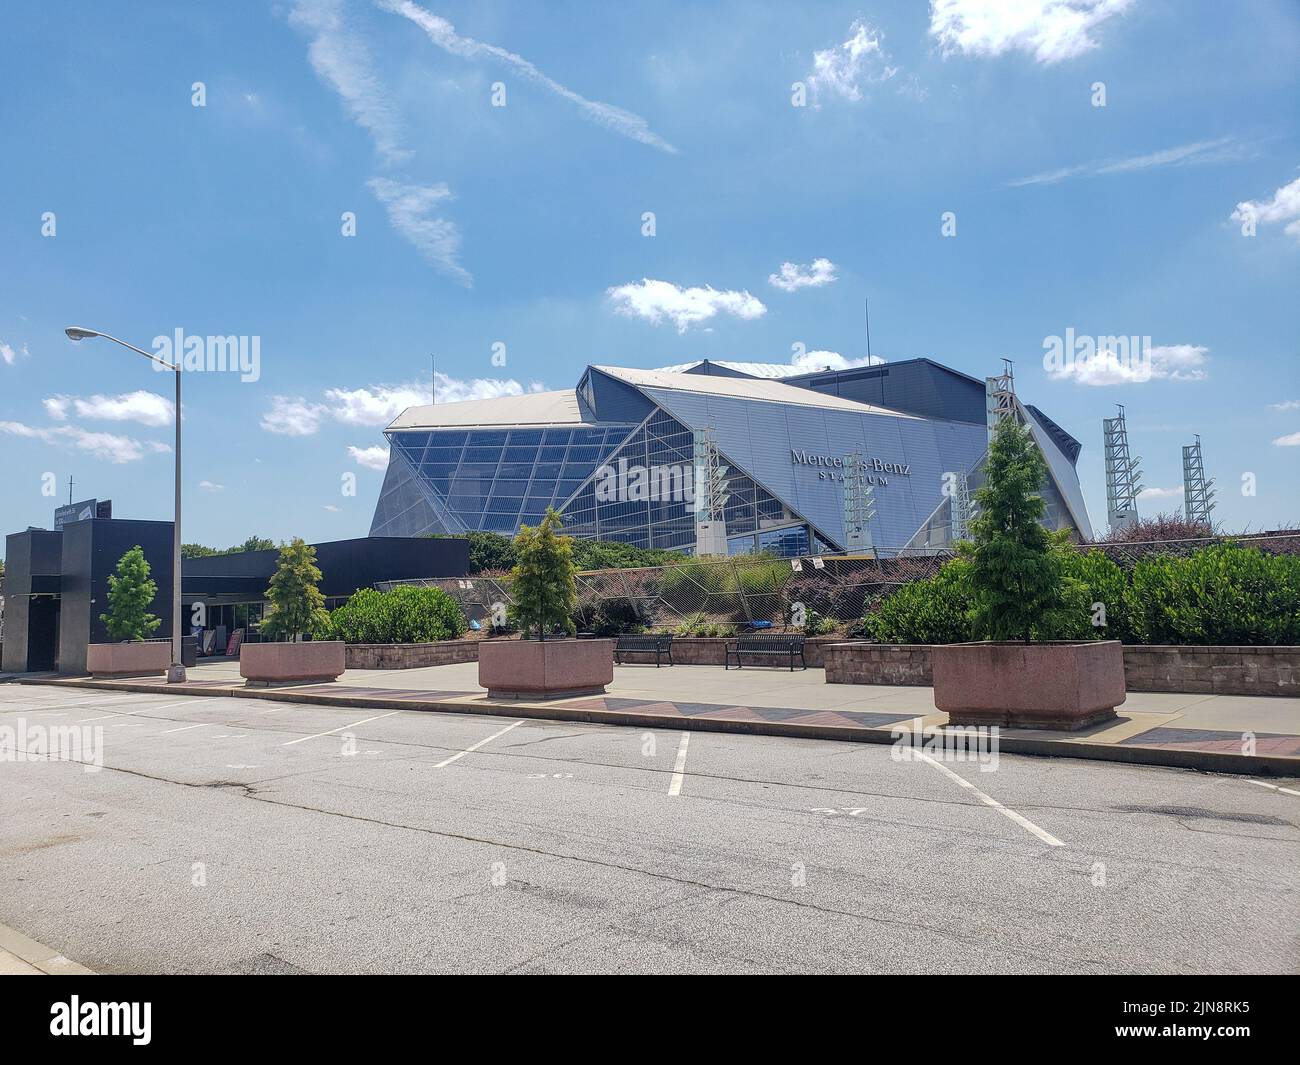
(368, 358, 1092, 557)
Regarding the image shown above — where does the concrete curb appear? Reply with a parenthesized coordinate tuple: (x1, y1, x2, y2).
(24, 676, 1300, 778)
(0, 922, 95, 975)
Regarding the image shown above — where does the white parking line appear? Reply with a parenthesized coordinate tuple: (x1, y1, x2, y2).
(668, 731, 691, 796)
(433, 720, 524, 769)
(160, 723, 210, 735)
(910, 750, 1066, 847)
(1246, 779, 1300, 797)
(75, 715, 119, 724)
(282, 712, 399, 747)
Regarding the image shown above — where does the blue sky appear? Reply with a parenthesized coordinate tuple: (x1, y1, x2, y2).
(2, 0, 1297, 550)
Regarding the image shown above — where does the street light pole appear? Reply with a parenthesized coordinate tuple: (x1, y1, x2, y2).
(65, 327, 186, 683)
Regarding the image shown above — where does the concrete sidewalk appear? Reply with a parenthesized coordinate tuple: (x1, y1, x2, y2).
(23, 659, 1300, 776)
(0, 922, 94, 975)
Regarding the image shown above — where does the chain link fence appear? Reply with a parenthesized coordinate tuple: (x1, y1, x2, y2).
(380, 531, 1300, 635)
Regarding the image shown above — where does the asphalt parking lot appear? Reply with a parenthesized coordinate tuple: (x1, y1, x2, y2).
(1, 683, 1297, 974)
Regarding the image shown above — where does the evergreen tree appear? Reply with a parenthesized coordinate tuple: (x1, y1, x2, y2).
(260, 538, 329, 641)
(966, 418, 1063, 644)
(100, 545, 161, 640)
(510, 509, 577, 641)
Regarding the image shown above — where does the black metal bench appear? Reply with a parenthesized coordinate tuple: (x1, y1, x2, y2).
(614, 634, 675, 666)
(725, 633, 807, 671)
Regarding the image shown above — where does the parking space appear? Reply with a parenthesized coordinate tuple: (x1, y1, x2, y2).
(1, 683, 1297, 973)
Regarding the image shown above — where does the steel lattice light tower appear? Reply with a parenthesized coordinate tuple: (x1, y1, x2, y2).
(842, 452, 876, 553)
(1103, 403, 1143, 532)
(1182, 434, 1216, 527)
(985, 357, 1016, 435)
(950, 470, 972, 543)
(692, 428, 730, 555)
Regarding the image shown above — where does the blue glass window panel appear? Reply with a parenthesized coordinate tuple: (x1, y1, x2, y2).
(538, 446, 568, 462)
(423, 446, 464, 464)
(571, 428, 606, 445)
(481, 513, 518, 532)
(556, 480, 585, 497)
(508, 429, 544, 446)
(487, 497, 523, 513)
(520, 509, 548, 525)
(542, 430, 572, 445)
(566, 445, 602, 462)
(493, 463, 532, 480)
(430, 430, 469, 447)
(530, 463, 562, 481)
(468, 430, 508, 446)
(561, 463, 597, 480)
(490, 480, 531, 496)
(502, 447, 538, 462)
(463, 447, 502, 463)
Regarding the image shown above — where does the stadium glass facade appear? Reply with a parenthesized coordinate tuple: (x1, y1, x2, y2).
(369, 360, 1093, 556)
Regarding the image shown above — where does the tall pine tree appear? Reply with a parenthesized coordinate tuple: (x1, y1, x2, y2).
(510, 509, 577, 641)
(261, 538, 329, 641)
(967, 418, 1063, 644)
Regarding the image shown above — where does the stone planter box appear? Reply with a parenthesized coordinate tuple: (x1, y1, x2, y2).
(240, 641, 346, 686)
(345, 640, 480, 670)
(86, 641, 170, 678)
(478, 639, 613, 699)
(933, 641, 1126, 730)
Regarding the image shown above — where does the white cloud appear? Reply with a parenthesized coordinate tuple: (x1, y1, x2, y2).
(1232, 175, 1300, 242)
(198, 480, 224, 492)
(348, 444, 391, 470)
(1271, 399, 1300, 411)
(367, 177, 471, 287)
(43, 390, 174, 427)
(261, 396, 329, 436)
(0, 421, 170, 464)
(768, 258, 838, 293)
(1048, 343, 1210, 386)
(2, 340, 29, 365)
(322, 504, 342, 512)
(806, 20, 896, 103)
(929, 0, 1133, 65)
(1137, 486, 1182, 501)
(378, 0, 677, 153)
(1273, 431, 1300, 447)
(265, 374, 547, 436)
(1009, 137, 1247, 188)
(790, 350, 886, 373)
(289, 0, 410, 165)
(606, 279, 766, 333)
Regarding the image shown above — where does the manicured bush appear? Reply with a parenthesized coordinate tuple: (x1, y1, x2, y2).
(324, 585, 468, 644)
(1126, 543, 1300, 645)
(860, 560, 975, 644)
(1038, 548, 1133, 643)
(672, 612, 731, 637)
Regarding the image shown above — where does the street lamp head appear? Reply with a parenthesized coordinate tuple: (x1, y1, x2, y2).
(65, 326, 100, 342)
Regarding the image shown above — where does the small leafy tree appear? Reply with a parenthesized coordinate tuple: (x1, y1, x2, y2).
(260, 538, 329, 641)
(100, 545, 161, 640)
(965, 418, 1063, 644)
(510, 509, 577, 641)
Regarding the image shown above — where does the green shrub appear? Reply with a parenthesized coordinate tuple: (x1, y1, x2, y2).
(324, 586, 467, 644)
(261, 538, 330, 641)
(510, 510, 577, 641)
(672, 612, 731, 637)
(1037, 548, 1133, 642)
(1126, 544, 1300, 645)
(860, 560, 974, 644)
(579, 599, 648, 637)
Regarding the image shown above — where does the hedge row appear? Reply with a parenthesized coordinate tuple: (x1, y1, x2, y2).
(862, 543, 1300, 646)
(322, 586, 467, 644)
